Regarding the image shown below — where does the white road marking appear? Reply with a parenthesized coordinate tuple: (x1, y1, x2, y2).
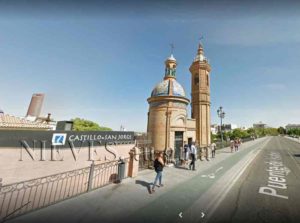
(215, 167, 223, 173)
(202, 138, 271, 222)
(201, 167, 223, 179)
(201, 212, 205, 218)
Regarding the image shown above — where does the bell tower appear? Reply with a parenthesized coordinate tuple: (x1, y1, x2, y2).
(189, 43, 211, 147)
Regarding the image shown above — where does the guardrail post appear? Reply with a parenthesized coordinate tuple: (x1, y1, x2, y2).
(87, 161, 95, 192)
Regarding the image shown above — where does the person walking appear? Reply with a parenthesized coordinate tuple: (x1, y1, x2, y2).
(238, 138, 242, 149)
(230, 140, 234, 153)
(183, 141, 190, 168)
(211, 142, 216, 158)
(189, 142, 197, 171)
(234, 139, 239, 152)
(151, 152, 164, 194)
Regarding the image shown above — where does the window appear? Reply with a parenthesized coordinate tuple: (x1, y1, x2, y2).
(206, 74, 209, 86)
(194, 76, 199, 85)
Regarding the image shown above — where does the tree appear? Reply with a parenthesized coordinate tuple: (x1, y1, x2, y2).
(264, 128, 279, 136)
(71, 118, 112, 131)
(231, 128, 250, 139)
(287, 128, 300, 136)
(277, 126, 286, 135)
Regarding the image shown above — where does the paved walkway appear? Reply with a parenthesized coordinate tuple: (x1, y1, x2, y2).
(285, 135, 300, 144)
(8, 137, 268, 223)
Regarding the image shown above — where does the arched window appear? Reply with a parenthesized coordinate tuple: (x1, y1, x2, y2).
(206, 74, 209, 86)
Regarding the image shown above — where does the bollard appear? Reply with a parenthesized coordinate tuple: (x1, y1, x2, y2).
(117, 158, 126, 183)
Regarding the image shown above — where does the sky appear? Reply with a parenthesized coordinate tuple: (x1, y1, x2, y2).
(0, 0, 300, 131)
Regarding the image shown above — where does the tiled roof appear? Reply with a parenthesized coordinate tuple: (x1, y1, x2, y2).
(0, 114, 50, 129)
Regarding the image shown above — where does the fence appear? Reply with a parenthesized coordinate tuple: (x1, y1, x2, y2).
(215, 137, 255, 149)
(138, 148, 173, 171)
(0, 158, 129, 222)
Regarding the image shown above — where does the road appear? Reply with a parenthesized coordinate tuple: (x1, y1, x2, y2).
(208, 136, 300, 223)
(123, 136, 300, 223)
(7, 136, 300, 223)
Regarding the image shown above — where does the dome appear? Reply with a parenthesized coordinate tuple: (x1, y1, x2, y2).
(151, 79, 186, 97)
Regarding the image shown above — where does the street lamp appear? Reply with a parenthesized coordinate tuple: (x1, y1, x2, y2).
(217, 106, 225, 147)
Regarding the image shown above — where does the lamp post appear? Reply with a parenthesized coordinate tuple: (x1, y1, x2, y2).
(217, 106, 225, 147)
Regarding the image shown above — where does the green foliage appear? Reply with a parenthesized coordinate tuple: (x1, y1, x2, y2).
(277, 126, 286, 135)
(71, 118, 112, 131)
(263, 128, 279, 136)
(287, 128, 300, 136)
(213, 127, 280, 141)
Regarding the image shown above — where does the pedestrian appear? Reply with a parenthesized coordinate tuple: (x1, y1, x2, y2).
(183, 141, 190, 168)
(234, 139, 239, 152)
(189, 142, 197, 171)
(151, 152, 164, 194)
(211, 142, 216, 158)
(238, 138, 242, 149)
(230, 140, 234, 153)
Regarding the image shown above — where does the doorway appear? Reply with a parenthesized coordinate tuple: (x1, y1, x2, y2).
(174, 131, 184, 163)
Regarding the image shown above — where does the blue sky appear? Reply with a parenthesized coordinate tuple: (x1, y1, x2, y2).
(0, 1, 300, 131)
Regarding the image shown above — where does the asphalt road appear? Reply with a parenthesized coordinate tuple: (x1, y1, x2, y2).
(208, 136, 300, 223)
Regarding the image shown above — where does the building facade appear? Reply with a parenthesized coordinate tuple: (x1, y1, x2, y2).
(286, 124, 300, 131)
(147, 44, 212, 159)
(253, 121, 267, 129)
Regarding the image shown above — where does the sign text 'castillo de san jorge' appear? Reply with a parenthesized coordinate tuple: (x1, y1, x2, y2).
(0, 130, 135, 161)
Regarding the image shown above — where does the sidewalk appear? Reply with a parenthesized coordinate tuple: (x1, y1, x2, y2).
(285, 135, 300, 144)
(9, 137, 267, 223)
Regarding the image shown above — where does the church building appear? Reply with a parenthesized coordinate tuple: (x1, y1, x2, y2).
(147, 43, 212, 160)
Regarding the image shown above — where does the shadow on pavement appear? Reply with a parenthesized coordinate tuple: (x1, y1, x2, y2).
(136, 180, 152, 194)
(174, 165, 189, 170)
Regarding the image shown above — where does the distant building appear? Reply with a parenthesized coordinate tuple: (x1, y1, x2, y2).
(26, 93, 45, 119)
(211, 123, 238, 134)
(286, 124, 300, 131)
(253, 121, 266, 129)
(223, 124, 238, 132)
(211, 124, 218, 134)
(56, 120, 73, 131)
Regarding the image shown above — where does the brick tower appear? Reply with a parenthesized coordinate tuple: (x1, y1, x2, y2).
(189, 43, 211, 148)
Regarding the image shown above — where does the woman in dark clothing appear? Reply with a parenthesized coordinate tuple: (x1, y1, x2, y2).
(151, 152, 164, 194)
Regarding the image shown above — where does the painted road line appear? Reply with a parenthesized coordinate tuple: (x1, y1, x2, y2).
(201, 167, 223, 179)
(215, 167, 223, 173)
(178, 137, 271, 223)
(202, 138, 271, 223)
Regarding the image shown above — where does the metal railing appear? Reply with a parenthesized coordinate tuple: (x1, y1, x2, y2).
(0, 158, 129, 222)
(138, 149, 173, 171)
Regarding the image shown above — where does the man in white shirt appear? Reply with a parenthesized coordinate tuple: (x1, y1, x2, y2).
(189, 142, 197, 171)
(211, 142, 216, 158)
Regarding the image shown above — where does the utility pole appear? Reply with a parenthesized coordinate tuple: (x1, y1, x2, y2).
(217, 106, 225, 147)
